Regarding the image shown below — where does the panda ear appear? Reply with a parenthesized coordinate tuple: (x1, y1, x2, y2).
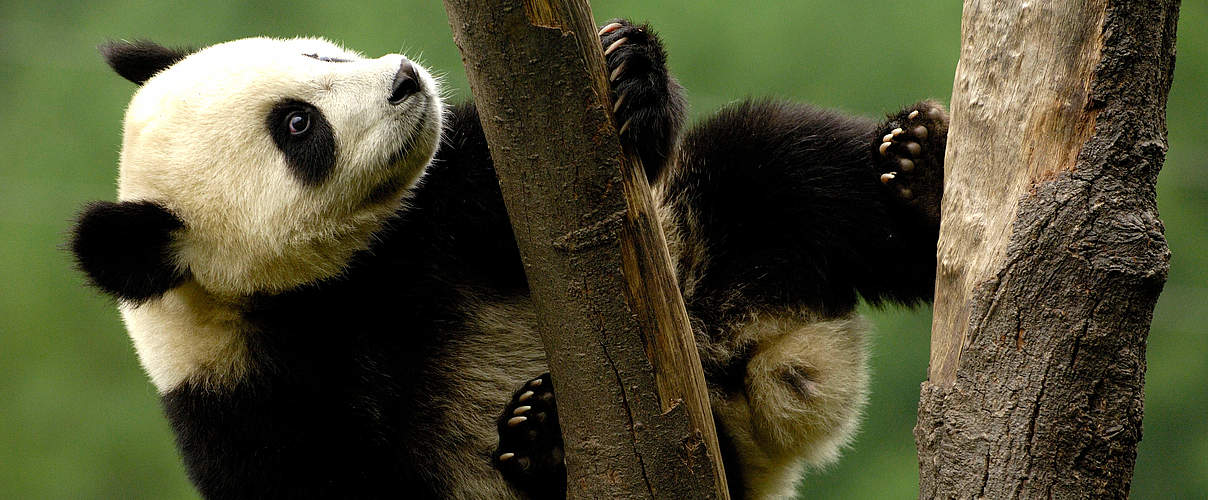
(99, 40, 194, 85)
(70, 200, 189, 303)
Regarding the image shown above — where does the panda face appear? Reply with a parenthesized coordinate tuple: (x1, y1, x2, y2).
(116, 37, 443, 296)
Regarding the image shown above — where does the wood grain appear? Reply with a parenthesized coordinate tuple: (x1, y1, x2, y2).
(918, 1, 1178, 497)
(442, 0, 728, 497)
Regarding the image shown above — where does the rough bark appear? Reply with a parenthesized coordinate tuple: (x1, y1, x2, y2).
(917, 1, 1178, 498)
(442, 1, 728, 498)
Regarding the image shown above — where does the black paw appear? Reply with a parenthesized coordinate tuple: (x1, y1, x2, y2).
(494, 373, 566, 499)
(598, 18, 685, 182)
(874, 100, 949, 226)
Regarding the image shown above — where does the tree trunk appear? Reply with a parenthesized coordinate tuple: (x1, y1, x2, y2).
(441, 1, 728, 498)
(916, 1, 1178, 498)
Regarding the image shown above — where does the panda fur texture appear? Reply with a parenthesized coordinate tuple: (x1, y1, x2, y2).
(71, 19, 947, 500)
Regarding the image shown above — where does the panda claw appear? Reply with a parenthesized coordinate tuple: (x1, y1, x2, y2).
(496, 372, 565, 494)
(609, 62, 626, 82)
(882, 133, 894, 143)
(618, 118, 632, 136)
(909, 110, 920, 119)
(879, 142, 892, 156)
(613, 91, 627, 113)
(891, 127, 904, 137)
(598, 22, 623, 36)
(604, 37, 627, 56)
(880, 172, 897, 184)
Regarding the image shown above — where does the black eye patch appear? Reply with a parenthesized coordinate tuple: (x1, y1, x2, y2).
(266, 99, 337, 186)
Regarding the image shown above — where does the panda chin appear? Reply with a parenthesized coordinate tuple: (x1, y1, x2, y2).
(361, 109, 438, 210)
(363, 174, 411, 208)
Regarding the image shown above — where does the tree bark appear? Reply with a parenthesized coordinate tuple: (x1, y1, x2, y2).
(917, 1, 1178, 498)
(441, 1, 728, 498)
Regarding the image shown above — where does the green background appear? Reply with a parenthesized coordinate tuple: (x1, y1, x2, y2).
(2, 1, 1204, 498)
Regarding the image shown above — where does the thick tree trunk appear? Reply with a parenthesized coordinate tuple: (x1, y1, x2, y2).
(442, 1, 728, 498)
(917, 1, 1178, 498)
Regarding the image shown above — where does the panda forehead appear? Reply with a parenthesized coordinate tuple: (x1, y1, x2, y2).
(126, 37, 377, 124)
(160, 37, 368, 90)
(207, 37, 364, 62)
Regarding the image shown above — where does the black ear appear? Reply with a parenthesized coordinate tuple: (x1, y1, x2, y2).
(99, 40, 193, 85)
(70, 200, 189, 303)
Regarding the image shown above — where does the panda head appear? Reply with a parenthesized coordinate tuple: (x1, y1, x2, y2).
(71, 37, 443, 301)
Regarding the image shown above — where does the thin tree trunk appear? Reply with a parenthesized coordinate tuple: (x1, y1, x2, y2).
(442, 1, 728, 497)
(917, 1, 1178, 498)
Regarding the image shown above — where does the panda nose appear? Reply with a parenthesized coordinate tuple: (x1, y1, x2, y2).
(389, 60, 421, 105)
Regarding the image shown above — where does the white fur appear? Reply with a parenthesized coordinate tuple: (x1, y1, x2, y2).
(713, 313, 870, 499)
(119, 37, 443, 297)
(121, 282, 249, 392)
(443, 297, 869, 500)
(116, 37, 444, 392)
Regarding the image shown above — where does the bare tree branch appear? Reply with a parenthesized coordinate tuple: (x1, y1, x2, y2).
(442, 1, 729, 497)
(918, 1, 1179, 497)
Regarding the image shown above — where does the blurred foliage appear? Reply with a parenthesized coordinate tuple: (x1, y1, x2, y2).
(0, 1, 1203, 498)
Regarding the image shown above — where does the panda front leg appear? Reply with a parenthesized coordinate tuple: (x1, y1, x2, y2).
(659, 99, 949, 497)
(713, 103, 948, 497)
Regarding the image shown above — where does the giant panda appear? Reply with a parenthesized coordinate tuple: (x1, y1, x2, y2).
(70, 19, 947, 499)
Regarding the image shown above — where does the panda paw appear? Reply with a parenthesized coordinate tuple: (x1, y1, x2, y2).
(874, 100, 949, 226)
(599, 18, 685, 181)
(494, 373, 566, 499)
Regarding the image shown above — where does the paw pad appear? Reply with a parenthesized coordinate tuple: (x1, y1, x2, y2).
(875, 101, 948, 225)
(494, 373, 565, 495)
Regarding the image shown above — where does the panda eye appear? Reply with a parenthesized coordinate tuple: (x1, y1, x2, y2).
(286, 111, 310, 136)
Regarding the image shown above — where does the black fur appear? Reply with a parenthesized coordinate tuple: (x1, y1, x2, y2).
(266, 99, 338, 186)
(158, 100, 529, 498)
(665, 99, 941, 339)
(600, 19, 686, 182)
(100, 40, 193, 85)
(71, 200, 188, 303)
(80, 20, 947, 499)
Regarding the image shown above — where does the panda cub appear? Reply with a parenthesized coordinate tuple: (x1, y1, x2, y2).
(72, 19, 946, 499)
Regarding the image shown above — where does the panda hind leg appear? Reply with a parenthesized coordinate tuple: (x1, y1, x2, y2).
(494, 373, 566, 499)
(874, 100, 949, 227)
(599, 18, 686, 182)
(712, 314, 871, 497)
